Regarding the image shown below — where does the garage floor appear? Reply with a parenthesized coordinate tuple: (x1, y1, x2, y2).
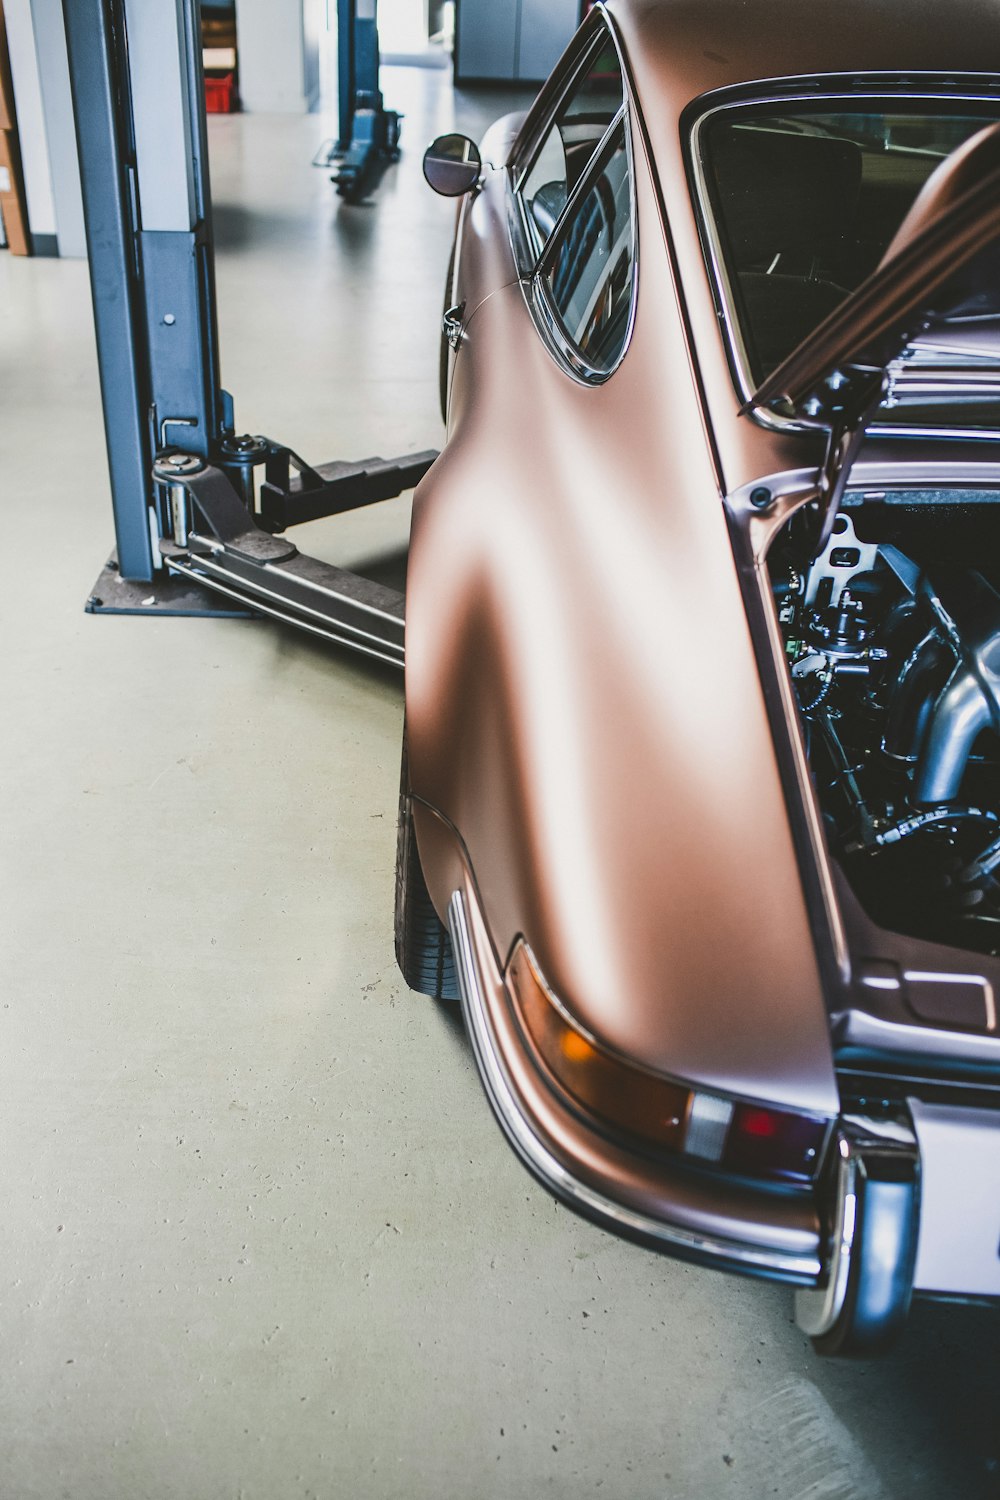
(2, 64, 998, 1500)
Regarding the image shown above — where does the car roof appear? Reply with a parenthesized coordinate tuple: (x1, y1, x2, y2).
(607, 0, 1000, 118)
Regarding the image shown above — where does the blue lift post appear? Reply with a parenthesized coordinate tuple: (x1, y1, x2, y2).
(62, 0, 224, 588)
(317, 0, 400, 200)
(63, 0, 434, 666)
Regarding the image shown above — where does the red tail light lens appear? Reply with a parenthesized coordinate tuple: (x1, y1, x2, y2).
(724, 1103, 827, 1184)
(508, 940, 829, 1186)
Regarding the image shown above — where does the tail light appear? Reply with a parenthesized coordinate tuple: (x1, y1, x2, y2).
(507, 941, 829, 1185)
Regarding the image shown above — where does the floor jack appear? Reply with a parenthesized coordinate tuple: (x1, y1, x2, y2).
(65, 0, 430, 670)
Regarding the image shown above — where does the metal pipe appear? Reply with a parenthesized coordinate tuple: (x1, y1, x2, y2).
(915, 666, 993, 804)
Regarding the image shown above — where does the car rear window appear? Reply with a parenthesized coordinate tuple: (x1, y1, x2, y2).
(696, 102, 1000, 386)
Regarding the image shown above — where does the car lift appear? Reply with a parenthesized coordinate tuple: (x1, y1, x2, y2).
(63, 0, 432, 670)
(313, 0, 401, 201)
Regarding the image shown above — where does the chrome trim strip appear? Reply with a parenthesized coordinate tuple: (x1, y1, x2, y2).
(832, 1007, 1000, 1063)
(868, 424, 1000, 443)
(762, 553, 853, 984)
(795, 1132, 857, 1336)
(163, 556, 404, 669)
(795, 1116, 920, 1340)
(448, 888, 822, 1282)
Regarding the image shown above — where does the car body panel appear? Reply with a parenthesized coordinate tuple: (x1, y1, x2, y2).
(909, 1098, 1000, 1295)
(408, 93, 839, 1117)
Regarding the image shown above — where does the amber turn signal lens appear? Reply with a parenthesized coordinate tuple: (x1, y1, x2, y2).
(507, 941, 830, 1184)
(508, 942, 690, 1151)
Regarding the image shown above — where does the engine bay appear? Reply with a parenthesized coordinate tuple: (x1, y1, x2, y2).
(771, 491, 1000, 958)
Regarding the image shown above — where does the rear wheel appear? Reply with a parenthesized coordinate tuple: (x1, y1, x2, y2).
(394, 734, 459, 1000)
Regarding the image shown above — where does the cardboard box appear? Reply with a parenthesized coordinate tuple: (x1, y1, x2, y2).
(0, 126, 29, 254)
(0, 0, 16, 133)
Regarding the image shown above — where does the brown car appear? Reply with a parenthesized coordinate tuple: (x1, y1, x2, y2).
(396, 0, 1000, 1354)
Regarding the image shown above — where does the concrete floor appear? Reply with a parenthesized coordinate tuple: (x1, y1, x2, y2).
(1, 64, 999, 1500)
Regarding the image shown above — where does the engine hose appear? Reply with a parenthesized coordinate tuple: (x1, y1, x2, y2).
(958, 831, 1000, 886)
(867, 804, 1000, 850)
(796, 665, 834, 714)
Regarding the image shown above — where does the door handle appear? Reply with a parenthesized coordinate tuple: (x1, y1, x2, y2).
(442, 303, 466, 350)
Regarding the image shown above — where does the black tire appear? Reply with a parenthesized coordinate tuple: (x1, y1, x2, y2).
(394, 736, 459, 999)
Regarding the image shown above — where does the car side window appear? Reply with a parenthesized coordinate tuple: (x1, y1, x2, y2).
(536, 117, 634, 376)
(517, 33, 625, 260)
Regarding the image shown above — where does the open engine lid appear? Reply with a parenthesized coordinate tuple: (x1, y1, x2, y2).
(747, 121, 1000, 425)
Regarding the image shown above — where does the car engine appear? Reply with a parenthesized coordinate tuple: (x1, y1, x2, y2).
(772, 494, 1000, 957)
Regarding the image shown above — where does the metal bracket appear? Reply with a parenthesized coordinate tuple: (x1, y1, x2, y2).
(254, 443, 437, 532)
(810, 370, 888, 560)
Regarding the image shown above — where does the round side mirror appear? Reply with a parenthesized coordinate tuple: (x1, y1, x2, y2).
(423, 134, 482, 197)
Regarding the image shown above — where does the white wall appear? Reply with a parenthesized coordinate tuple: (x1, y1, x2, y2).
(4, 0, 86, 256)
(28, 0, 85, 255)
(4, 0, 56, 242)
(235, 0, 323, 113)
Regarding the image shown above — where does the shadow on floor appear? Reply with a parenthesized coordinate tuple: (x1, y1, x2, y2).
(824, 1296, 1000, 1497)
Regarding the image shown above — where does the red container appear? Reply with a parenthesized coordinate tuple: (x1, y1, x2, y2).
(205, 71, 237, 113)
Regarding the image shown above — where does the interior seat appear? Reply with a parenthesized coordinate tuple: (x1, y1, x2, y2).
(708, 125, 864, 376)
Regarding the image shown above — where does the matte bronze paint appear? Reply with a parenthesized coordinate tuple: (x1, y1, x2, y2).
(408, 67, 838, 1116)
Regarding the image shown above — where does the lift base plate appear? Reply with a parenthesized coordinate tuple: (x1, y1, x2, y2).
(86, 554, 254, 617)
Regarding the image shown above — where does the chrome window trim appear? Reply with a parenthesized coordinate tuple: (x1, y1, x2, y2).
(511, 21, 608, 200)
(504, 6, 639, 386)
(529, 106, 638, 385)
(686, 85, 1000, 436)
(448, 888, 824, 1284)
(868, 424, 1000, 442)
(521, 101, 628, 273)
